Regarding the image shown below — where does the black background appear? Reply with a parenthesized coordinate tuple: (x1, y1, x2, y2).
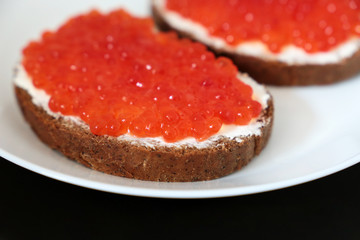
(0, 157, 359, 240)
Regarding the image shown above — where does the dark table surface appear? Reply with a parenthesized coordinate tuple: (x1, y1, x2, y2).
(0, 156, 359, 240)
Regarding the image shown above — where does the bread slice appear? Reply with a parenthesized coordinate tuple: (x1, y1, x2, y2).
(152, 0, 360, 86)
(15, 8, 273, 182)
(14, 67, 273, 182)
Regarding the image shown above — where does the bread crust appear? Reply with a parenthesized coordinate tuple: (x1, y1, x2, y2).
(15, 86, 273, 182)
(152, 2, 360, 86)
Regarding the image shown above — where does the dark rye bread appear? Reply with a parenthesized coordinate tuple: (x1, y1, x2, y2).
(15, 85, 273, 182)
(152, 2, 360, 86)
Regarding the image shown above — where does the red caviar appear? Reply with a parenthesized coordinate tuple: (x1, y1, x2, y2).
(166, 0, 360, 53)
(22, 9, 261, 142)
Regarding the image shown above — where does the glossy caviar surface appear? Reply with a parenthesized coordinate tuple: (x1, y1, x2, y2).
(166, 0, 360, 53)
(22, 10, 262, 142)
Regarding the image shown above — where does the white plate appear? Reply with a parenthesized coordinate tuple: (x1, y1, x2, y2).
(1, 0, 360, 199)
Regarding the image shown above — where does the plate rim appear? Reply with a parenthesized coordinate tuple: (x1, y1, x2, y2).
(1, 148, 359, 199)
